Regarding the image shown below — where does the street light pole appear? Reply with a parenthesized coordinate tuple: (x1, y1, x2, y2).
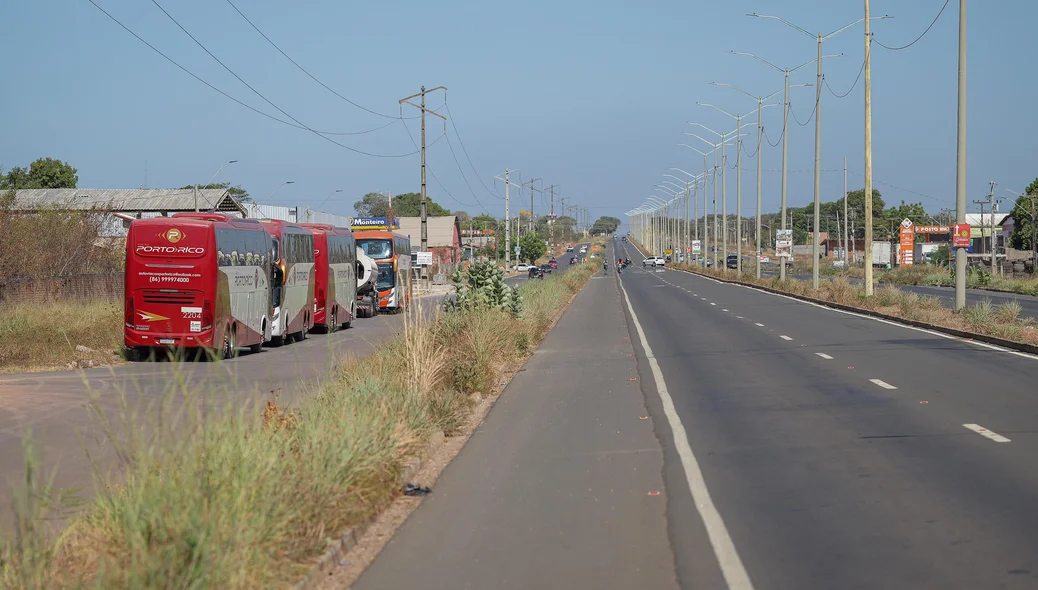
(199, 159, 237, 212)
(748, 13, 888, 288)
(954, 0, 968, 311)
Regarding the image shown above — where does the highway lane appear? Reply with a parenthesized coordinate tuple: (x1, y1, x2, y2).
(353, 238, 679, 590)
(0, 296, 450, 524)
(617, 240, 1038, 589)
(758, 268, 1038, 320)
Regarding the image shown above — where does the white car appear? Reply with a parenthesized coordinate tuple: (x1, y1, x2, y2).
(513, 263, 534, 272)
(643, 256, 666, 267)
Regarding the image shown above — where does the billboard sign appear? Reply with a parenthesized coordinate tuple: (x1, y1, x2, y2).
(899, 218, 915, 266)
(952, 223, 971, 248)
(416, 251, 433, 266)
(776, 229, 793, 258)
(691, 240, 702, 253)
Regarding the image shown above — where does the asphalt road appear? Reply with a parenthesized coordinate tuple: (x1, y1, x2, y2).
(354, 239, 679, 590)
(354, 237, 1038, 589)
(758, 268, 1038, 320)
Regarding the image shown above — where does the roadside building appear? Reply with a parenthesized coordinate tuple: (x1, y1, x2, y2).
(397, 216, 462, 266)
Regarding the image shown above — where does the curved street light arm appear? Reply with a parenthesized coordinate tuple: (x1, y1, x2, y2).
(686, 121, 723, 138)
(676, 143, 710, 156)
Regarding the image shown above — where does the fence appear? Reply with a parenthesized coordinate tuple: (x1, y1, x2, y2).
(0, 274, 124, 305)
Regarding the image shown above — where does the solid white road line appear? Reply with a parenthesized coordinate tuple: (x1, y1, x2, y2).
(962, 423, 1011, 443)
(618, 281, 754, 590)
(779, 335, 793, 341)
(815, 353, 834, 360)
(754, 323, 765, 327)
(869, 379, 898, 390)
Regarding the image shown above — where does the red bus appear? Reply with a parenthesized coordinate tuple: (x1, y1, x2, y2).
(353, 230, 412, 312)
(258, 219, 316, 344)
(299, 223, 358, 332)
(124, 213, 273, 359)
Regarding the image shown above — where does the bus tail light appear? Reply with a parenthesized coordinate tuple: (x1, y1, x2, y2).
(202, 299, 213, 331)
(125, 296, 134, 328)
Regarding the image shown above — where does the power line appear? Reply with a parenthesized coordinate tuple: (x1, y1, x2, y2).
(789, 100, 816, 126)
(222, 0, 418, 122)
(144, 0, 416, 157)
(764, 123, 784, 148)
(824, 51, 867, 99)
(873, 0, 951, 51)
(443, 132, 489, 213)
(443, 102, 503, 199)
(400, 119, 483, 213)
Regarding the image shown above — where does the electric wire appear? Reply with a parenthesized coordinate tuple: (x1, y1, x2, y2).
(144, 0, 416, 157)
(444, 102, 503, 199)
(824, 50, 867, 99)
(443, 131, 490, 213)
(399, 119, 483, 212)
(223, 0, 418, 121)
(873, 0, 951, 51)
(789, 100, 816, 126)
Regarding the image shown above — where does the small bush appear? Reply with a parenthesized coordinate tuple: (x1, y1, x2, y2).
(995, 300, 1022, 324)
(961, 299, 996, 332)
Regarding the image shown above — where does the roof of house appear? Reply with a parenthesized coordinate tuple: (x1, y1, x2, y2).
(396, 216, 459, 248)
(7, 188, 245, 214)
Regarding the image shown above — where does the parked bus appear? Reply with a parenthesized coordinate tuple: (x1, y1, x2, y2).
(258, 219, 316, 344)
(124, 213, 272, 360)
(353, 229, 412, 312)
(299, 223, 358, 332)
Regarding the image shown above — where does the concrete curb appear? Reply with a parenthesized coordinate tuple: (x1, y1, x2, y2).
(674, 266, 1038, 357)
(290, 430, 446, 590)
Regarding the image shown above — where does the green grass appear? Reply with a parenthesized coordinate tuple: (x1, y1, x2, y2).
(0, 262, 598, 590)
(0, 301, 122, 373)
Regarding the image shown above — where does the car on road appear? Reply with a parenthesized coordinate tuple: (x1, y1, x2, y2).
(513, 263, 534, 272)
(566, 245, 574, 252)
(547, 259, 559, 270)
(643, 256, 665, 267)
(528, 266, 545, 279)
(539, 263, 554, 274)
(726, 254, 739, 269)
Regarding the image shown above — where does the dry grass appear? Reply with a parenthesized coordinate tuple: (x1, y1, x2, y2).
(675, 264, 1038, 348)
(0, 301, 123, 373)
(0, 262, 598, 590)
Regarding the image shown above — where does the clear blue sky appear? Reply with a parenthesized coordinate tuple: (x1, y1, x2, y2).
(2, 0, 1035, 229)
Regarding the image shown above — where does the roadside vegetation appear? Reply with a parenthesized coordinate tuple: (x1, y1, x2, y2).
(0, 260, 597, 590)
(677, 263, 1038, 347)
(0, 301, 122, 373)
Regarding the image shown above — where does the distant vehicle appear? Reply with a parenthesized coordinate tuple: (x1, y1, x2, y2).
(355, 230, 413, 313)
(259, 219, 316, 345)
(871, 242, 892, 268)
(622, 236, 628, 243)
(726, 254, 739, 269)
(566, 245, 574, 252)
(513, 263, 534, 272)
(528, 266, 545, 279)
(547, 259, 559, 270)
(124, 213, 273, 360)
(539, 263, 554, 274)
(833, 259, 847, 268)
(355, 248, 380, 318)
(300, 223, 357, 333)
(569, 256, 577, 264)
(643, 256, 666, 267)
(579, 246, 587, 253)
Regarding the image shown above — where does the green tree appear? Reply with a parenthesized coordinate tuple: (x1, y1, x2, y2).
(1009, 178, 1038, 251)
(354, 191, 450, 217)
(591, 216, 621, 235)
(179, 181, 250, 202)
(517, 232, 546, 263)
(1, 157, 78, 189)
(470, 214, 498, 231)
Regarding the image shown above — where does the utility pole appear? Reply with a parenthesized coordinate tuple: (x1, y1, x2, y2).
(522, 178, 541, 235)
(756, 100, 763, 279)
(844, 156, 850, 266)
(812, 30, 823, 289)
(864, 0, 875, 293)
(547, 184, 557, 254)
(495, 169, 521, 270)
(399, 85, 447, 280)
(735, 114, 743, 273)
(954, 0, 968, 310)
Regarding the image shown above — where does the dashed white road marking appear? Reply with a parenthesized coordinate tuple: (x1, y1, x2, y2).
(869, 379, 898, 390)
(815, 353, 834, 360)
(618, 275, 755, 589)
(754, 323, 765, 327)
(722, 309, 729, 312)
(962, 424, 1011, 443)
(710, 302, 717, 306)
(736, 316, 744, 319)
(779, 335, 793, 341)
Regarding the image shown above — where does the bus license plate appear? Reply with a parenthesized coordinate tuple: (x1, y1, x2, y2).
(158, 338, 175, 345)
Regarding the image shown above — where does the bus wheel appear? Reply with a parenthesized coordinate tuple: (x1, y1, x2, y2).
(343, 303, 353, 329)
(328, 309, 337, 334)
(228, 326, 238, 358)
(250, 321, 265, 354)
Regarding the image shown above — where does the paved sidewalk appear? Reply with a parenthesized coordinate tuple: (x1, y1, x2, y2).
(352, 269, 678, 590)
